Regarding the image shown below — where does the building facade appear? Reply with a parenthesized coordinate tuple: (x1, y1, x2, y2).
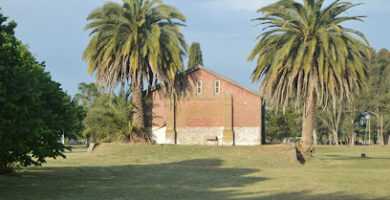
(145, 65, 265, 146)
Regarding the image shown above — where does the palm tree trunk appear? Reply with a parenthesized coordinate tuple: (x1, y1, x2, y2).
(131, 72, 146, 141)
(301, 84, 316, 156)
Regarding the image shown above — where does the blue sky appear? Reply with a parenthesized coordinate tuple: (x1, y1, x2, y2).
(1, 0, 389, 96)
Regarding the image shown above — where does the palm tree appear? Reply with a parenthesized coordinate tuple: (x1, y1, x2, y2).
(83, 92, 133, 142)
(248, 0, 370, 157)
(83, 0, 187, 141)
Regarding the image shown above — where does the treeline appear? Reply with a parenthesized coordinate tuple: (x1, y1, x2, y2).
(266, 49, 390, 145)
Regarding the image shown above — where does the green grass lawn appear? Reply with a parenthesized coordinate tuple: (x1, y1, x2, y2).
(1, 144, 390, 200)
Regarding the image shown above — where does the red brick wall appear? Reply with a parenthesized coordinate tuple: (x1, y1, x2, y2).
(145, 89, 167, 128)
(146, 68, 262, 129)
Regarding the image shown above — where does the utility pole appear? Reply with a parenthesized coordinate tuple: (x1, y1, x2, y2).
(362, 113, 370, 158)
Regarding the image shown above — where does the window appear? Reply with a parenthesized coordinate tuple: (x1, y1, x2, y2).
(196, 80, 202, 96)
(214, 80, 221, 95)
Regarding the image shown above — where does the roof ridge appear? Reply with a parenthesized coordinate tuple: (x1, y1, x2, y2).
(197, 65, 260, 97)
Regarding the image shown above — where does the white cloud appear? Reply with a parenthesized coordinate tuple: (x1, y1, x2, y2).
(203, 0, 278, 11)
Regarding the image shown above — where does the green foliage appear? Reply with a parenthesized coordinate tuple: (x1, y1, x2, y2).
(248, 0, 370, 109)
(354, 49, 390, 119)
(0, 11, 81, 174)
(75, 83, 134, 143)
(83, 0, 187, 92)
(64, 98, 86, 140)
(313, 49, 390, 144)
(266, 107, 301, 143)
(187, 42, 203, 68)
(342, 49, 390, 142)
(74, 82, 101, 107)
(82, 91, 133, 142)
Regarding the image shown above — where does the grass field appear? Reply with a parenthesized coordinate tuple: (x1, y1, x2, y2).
(1, 144, 390, 200)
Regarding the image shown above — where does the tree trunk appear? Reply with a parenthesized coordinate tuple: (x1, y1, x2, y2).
(388, 135, 390, 145)
(333, 131, 339, 146)
(318, 129, 323, 145)
(351, 132, 356, 146)
(376, 115, 380, 145)
(368, 119, 371, 146)
(380, 116, 384, 146)
(313, 129, 318, 145)
(300, 83, 316, 157)
(131, 72, 146, 142)
(328, 132, 333, 145)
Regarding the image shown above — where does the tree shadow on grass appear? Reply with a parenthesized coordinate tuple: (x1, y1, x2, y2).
(0, 159, 263, 200)
(228, 191, 389, 200)
(1, 158, 389, 200)
(320, 154, 390, 161)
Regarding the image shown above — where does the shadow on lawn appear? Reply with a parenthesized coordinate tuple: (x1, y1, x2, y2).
(1, 158, 389, 200)
(321, 154, 390, 160)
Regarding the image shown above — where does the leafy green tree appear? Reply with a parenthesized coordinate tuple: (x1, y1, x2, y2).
(74, 82, 101, 143)
(314, 113, 330, 145)
(341, 103, 364, 145)
(346, 49, 390, 145)
(83, 0, 187, 141)
(314, 49, 390, 146)
(248, 0, 370, 156)
(266, 107, 301, 143)
(187, 42, 203, 68)
(0, 11, 79, 174)
(74, 82, 101, 107)
(316, 99, 344, 145)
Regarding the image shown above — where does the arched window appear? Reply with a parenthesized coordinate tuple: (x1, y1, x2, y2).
(196, 80, 202, 96)
(214, 80, 221, 95)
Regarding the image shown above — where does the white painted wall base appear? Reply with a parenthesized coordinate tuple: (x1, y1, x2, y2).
(148, 126, 166, 144)
(176, 127, 224, 145)
(234, 127, 261, 146)
(149, 126, 261, 146)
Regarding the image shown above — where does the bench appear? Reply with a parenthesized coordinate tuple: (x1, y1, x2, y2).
(206, 136, 219, 146)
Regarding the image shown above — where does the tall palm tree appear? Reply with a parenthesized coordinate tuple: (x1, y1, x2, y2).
(248, 0, 370, 157)
(83, 0, 187, 141)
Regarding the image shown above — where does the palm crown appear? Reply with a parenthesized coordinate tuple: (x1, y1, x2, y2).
(83, 0, 187, 92)
(248, 0, 370, 109)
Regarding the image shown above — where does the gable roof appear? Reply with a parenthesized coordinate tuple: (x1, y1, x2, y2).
(149, 65, 260, 97)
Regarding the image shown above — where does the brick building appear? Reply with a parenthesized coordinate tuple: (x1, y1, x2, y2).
(146, 65, 265, 146)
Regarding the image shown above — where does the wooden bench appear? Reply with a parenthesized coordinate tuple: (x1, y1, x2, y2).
(206, 137, 219, 146)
